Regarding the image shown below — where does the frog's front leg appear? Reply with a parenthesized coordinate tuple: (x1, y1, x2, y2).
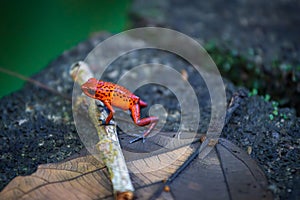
(103, 100, 115, 124)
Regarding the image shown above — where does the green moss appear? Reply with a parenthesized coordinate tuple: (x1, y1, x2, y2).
(273, 110, 278, 116)
(248, 88, 258, 97)
(264, 94, 271, 102)
(280, 63, 293, 71)
(204, 41, 299, 113)
(272, 101, 279, 108)
(280, 113, 288, 120)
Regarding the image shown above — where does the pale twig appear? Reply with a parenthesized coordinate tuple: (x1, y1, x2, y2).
(70, 61, 134, 200)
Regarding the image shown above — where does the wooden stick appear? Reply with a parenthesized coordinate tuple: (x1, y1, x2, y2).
(70, 61, 134, 200)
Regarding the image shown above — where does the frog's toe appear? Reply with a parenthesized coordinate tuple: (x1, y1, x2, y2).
(129, 134, 146, 144)
(99, 119, 115, 126)
(99, 119, 106, 125)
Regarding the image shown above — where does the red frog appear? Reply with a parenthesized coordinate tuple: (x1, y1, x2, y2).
(81, 78, 159, 143)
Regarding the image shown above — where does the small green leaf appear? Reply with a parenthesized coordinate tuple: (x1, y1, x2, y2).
(264, 94, 271, 102)
(272, 101, 279, 108)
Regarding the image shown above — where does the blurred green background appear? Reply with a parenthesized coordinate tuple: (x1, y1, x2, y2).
(0, 0, 131, 98)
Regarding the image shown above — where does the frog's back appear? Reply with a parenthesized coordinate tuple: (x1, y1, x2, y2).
(95, 81, 136, 110)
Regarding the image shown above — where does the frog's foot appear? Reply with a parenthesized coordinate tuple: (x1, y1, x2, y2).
(99, 119, 115, 126)
(129, 134, 146, 144)
(98, 119, 107, 126)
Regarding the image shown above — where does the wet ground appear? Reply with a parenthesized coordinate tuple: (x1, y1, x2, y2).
(131, 0, 300, 114)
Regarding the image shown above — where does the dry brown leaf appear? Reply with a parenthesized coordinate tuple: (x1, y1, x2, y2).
(0, 142, 196, 200)
(0, 155, 113, 200)
(0, 139, 272, 200)
(129, 144, 196, 185)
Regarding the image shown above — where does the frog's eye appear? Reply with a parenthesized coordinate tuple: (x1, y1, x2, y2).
(87, 88, 94, 95)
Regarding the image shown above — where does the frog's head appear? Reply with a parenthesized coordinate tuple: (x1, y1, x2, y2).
(81, 78, 103, 99)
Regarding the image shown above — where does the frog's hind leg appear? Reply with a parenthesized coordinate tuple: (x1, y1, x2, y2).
(129, 103, 158, 143)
